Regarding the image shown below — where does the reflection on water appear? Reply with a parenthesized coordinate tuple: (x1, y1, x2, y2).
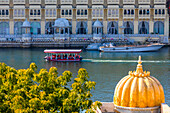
(0, 47, 169, 105)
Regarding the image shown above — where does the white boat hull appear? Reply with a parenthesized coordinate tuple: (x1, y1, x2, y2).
(99, 45, 164, 52)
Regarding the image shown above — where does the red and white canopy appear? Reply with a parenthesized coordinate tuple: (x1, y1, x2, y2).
(44, 49, 82, 53)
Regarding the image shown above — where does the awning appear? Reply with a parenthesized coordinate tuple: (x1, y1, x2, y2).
(108, 5, 119, 9)
(139, 5, 150, 9)
(61, 5, 72, 9)
(29, 5, 41, 9)
(123, 5, 135, 9)
(92, 5, 103, 9)
(44, 49, 82, 53)
(0, 5, 9, 9)
(45, 5, 56, 9)
(76, 5, 88, 9)
(154, 5, 166, 8)
(13, 5, 25, 9)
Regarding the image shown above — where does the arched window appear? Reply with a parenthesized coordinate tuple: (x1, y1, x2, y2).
(108, 22, 118, 34)
(77, 22, 87, 34)
(31, 22, 41, 35)
(124, 21, 134, 34)
(14, 22, 23, 35)
(155, 9, 157, 14)
(124, 10, 127, 14)
(128, 9, 130, 14)
(138, 21, 149, 34)
(143, 10, 146, 14)
(162, 9, 165, 14)
(139, 10, 142, 15)
(131, 9, 134, 15)
(0, 22, 9, 35)
(77, 10, 80, 15)
(159, 9, 161, 14)
(45, 22, 54, 34)
(154, 21, 164, 34)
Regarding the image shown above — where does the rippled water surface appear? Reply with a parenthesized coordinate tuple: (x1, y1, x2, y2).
(0, 47, 169, 105)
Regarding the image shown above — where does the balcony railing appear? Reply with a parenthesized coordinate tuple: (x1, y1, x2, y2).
(60, 0, 72, 4)
(154, 14, 166, 19)
(138, 14, 150, 19)
(76, 0, 88, 4)
(45, 0, 57, 4)
(138, 0, 150, 4)
(13, 0, 25, 4)
(29, 0, 41, 4)
(92, 0, 103, 4)
(123, 0, 135, 4)
(107, 0, 119, 4)
(0, 0, 9, 4)
(154, 0, 166, 4)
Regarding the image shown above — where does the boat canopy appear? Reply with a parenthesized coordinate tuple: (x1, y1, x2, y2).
(44, 49, 82, 53)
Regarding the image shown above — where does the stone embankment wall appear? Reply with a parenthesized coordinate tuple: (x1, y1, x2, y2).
(0, 42, 91, 48)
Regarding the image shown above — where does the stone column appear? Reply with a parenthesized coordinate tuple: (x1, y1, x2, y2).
(119, 21, 123, 34)
(119, 9, 123, 34)
(164, 13, 169, 36)
(72, 21, 76, 34)
(134, 20, 138, 34)
(149, 21, 154, 33)
(88, 21, 92, 34)
(9, 20, 14, 35)
(41, 21, 45, 34)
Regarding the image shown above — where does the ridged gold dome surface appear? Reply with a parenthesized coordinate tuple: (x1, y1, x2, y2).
(114, 56, 165, 108)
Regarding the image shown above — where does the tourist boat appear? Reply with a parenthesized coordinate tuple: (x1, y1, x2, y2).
(86, 43, 102, 51)
(44, 49, 82, 61)
(99, 43, 165, 52)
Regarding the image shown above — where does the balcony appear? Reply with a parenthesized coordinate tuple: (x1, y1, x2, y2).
(154, 0, 166, 4)
(60, 0, 72, 4)
(45, 5, 57, 19)
(123, 5, 135, 19)
(138, 0, 150, 4)
(154, 14, 166, 19)
(154, 5, 166, 19)
(138, 5, 150, 19)
(76, 5, 88, 19)
(13, 0, 25, 4)
(76, 0, 88, 4)
(0, 15, 9, 19)
(107, 5, 119, 19)
(0, 0, 9, 4)
(45, 0, 57, 4)
(107, 0, 119, 4)
(92, 0, 104, 4)
(29, 0, 41, 4)
(123, 0, 135, 4)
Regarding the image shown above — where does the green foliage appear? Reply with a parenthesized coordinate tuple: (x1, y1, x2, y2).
(0, 62, 101, 113)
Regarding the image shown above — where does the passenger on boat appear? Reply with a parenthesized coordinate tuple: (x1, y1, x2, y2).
(52, 55, 56, 59)
(64, 54, 67, 59)
(57, 55, 61, 59)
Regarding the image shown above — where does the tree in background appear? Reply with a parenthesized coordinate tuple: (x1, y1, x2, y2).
(0, 62, 101, 113)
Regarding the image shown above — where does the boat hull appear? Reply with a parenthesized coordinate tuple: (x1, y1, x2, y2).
(99, 45, 164, 52)
(45, 58, 82, 62)
(44, 56, 82, 62)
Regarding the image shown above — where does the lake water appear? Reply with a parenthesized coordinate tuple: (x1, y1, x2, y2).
(0, 47, 169, 105)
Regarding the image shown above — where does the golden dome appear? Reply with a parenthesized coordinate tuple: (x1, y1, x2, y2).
(113, 56, 165, 108)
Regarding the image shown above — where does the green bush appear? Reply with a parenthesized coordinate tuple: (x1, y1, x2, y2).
(0, 63, 101, 113)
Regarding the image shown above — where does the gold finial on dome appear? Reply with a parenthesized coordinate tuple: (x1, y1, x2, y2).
(129, 56, 150, 77)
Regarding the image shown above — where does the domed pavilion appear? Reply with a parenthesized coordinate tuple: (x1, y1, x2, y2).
(113, 56, 165, 113)
(22, 18, 32, 42)
(53, 18, 71, 40)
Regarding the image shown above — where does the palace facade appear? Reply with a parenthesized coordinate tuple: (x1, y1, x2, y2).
(0, 0, 169, 42)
